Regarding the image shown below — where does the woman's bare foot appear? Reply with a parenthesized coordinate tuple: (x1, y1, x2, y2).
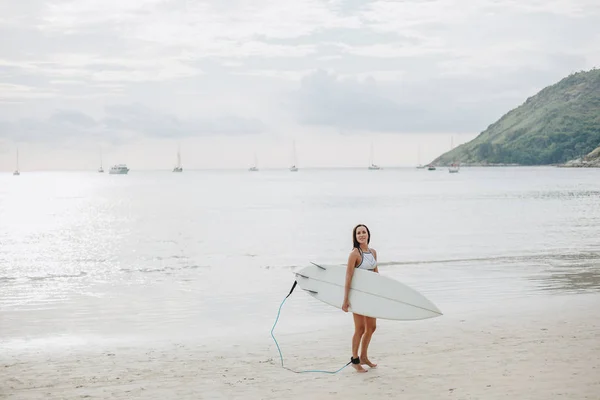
(360, 357, 377, 368)
(351, 363, 368, 373)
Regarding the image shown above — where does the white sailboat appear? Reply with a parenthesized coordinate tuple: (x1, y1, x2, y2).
(448, 136, 460, 173)
(289, 140, 298, 172)
(98, 148, 104, 173)
(416, 144, 426, 169)
(173, 146, 183, 172)
(368, 141, 381, 170)
(13, 147, 20, 176)
(249, 152, 259, 171)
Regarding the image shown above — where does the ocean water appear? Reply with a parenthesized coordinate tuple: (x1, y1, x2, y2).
(1, 167, 599, 350)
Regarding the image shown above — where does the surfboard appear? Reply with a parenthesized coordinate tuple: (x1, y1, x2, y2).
(294, 263, 442, 321)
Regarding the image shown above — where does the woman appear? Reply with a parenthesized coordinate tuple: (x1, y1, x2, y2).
(342, 223, 378, 373)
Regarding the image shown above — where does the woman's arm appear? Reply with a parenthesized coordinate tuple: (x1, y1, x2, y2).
(372, 248, 379, 273)
(342, 249, 358, 312)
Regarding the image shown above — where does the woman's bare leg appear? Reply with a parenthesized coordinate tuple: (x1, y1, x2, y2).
(351, 313, 367, 372)
(360, 316, 377, 368)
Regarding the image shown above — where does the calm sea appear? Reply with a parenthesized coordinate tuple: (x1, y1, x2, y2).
(1, 167, 599, 350)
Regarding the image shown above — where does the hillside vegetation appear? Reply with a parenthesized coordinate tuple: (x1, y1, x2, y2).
(432, 68, 600, 166)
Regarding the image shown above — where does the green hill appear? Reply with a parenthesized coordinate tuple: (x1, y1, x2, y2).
(432, 68, 600, 166)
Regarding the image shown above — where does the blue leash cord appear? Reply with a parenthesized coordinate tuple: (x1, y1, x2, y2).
(270, 280, 351, 374)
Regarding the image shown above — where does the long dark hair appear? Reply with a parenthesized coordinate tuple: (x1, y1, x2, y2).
(352, 224, 371, 250)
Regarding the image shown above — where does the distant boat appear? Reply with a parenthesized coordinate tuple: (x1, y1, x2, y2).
(173, 146, 183, 172)
(368, 141, 381, 170)
(249, 153, 259, 172)
(448, 136, 459, 173)
(427, 165, 436, 171)
(98, 148, 104, 173)
(290, 140, 298, 172)
(13, 147, 20, 176)
(416, 144, 426, 168)
(109, 164, 129, 174)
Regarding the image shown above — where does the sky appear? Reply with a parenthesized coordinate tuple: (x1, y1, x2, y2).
(1, 0, 599, 170)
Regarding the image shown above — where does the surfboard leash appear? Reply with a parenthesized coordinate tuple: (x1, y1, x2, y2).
(270, 278, 352, 374)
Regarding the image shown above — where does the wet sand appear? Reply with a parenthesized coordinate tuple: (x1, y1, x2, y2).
(2, 294, 599, 399)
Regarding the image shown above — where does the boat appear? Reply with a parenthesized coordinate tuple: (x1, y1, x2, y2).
(109, 164, 129, 174)
(368, 141, 381, 170)
(416, 144, 426, 168)
(427, 165, 436, 171)
(98, 148, 104, 173)
(173, 146, 183, 172)
(249, 153, 259, 172)
(13, 147, 20, 176)
(448, 137, 459, 173)
(289, 140, 298, 172)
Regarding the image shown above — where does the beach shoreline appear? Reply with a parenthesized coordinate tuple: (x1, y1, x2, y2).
(2, 293, 599, 399)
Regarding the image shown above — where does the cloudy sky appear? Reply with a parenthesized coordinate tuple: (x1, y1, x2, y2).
(1, 0, 599, 170)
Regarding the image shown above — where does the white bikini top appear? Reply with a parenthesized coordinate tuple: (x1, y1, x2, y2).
(356, 249, 377, 270)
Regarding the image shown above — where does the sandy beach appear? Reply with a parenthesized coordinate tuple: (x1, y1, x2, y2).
(2, 294, 599, 400)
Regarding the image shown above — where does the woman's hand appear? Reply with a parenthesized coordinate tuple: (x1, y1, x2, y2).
(342, 299, 350, 312)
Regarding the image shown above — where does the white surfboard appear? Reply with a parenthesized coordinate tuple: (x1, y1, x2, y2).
(294, 263, 442, 321)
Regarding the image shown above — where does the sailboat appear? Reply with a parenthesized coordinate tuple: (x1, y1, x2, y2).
(249, 152, 259, 171)
(368, 141, 381, 170)
(98, 148, 104, 173)
(13, 147, 20, 176)
(416, 144, 426, 169)
(289, 140, 298, 172)
(448, 136, 460, 173)
(173, 146, 183, 172)
(109, 164, 129, 174)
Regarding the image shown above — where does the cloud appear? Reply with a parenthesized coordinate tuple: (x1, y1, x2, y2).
(0, 0, 599, 143)
(0, 110, 104, 142)
(0, 104, 266, 144)
(35, 0, 359, 52)
(48, 110, 96, 127)
(103, 104, 266, 137)
(0, 83, 56, 102)
(289, 64, 593, 134)
(291, 70, 428, 132)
